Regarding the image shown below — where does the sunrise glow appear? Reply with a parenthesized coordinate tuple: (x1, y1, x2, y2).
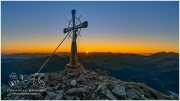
(1, 2, 179, 54)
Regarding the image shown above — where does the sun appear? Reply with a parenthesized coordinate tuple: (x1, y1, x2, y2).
(86, 51, 89, 54)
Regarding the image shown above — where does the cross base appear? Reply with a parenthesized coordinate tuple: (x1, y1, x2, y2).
(65, 63, 86, 73)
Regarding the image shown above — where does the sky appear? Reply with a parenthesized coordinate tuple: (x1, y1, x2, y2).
(1, 1, 179, 54)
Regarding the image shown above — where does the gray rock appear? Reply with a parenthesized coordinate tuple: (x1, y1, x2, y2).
(112, 85, 126, 98)
(62, 76, 68, 80)
(45, 87, 54, 92)
(90, 71, 97, 75)
(14, 96, 20, 100)
(92, 93, 96, 98)
(98, 76, 103, 80)
(140, 94, 147, 100)
(126, 89, 139, 99)
(19, 97, 25, 100)
(7, 93, 13, 97)
(70, 80, 77, 86)
(75, 96, 80, 100)
(64, 95, 74, 100)
(54, 83, 60, 89)
(77, 76, 86, 82)
(54, 93, 63, 100)
(45, 92, 57, 100)
(96, 83, 105, 92)
(55, 90, 64, 94)
(105, 90, 117, 100)
(84, 85, 94, 90)
(67, 72, 77, 77)
(66, 88, 87, 94)
(96, 83, 117, 100)
(125, 98, 132, 100)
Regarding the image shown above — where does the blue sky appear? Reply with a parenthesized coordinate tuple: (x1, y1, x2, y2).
(1, 1, 179, 53)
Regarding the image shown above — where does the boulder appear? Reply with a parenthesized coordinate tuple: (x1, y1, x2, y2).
(45, 87, 54, 92)
(126, 89, 139, 99)
(112, 85, 126, 98)
(7, 93, 13, 97)
(70, 80, 77, 86)
(105, 90, 117, 100)
(89, 71, 98, 76)
(64, 95, 74, 100)
(54, 83, 61, 89)
(54, 93, 63, 100)
(96, 83, 105, 91)
(55, 90, 64, 94)
(96, 83, 117, 100)
(66, 88, 87, 94)
(139, 94, 147, 100)
(75, 96, 80, 100)
(98, 76, 103, 80)
(77, 76, 86, 82)
(45, 92, 57, 100)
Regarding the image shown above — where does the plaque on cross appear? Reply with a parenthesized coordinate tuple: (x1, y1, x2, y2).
(64, 9, 88, 72)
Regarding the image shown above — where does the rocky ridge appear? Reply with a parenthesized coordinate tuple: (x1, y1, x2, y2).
(1, 68, 178, 100)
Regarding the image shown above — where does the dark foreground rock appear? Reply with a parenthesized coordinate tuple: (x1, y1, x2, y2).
(1, 69, 178, 100)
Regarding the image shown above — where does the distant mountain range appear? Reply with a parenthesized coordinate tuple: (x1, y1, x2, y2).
(1, 52, 179, 95)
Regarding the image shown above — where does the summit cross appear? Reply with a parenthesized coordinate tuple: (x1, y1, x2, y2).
(63, 9, 88, 71)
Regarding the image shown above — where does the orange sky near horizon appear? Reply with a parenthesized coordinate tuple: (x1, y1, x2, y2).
(1, 33, 179, 54)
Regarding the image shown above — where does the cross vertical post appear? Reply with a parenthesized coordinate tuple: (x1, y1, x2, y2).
(70, 9, 78, 65)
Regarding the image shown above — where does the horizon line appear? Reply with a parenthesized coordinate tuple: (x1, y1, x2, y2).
(1, 51, 179, 55)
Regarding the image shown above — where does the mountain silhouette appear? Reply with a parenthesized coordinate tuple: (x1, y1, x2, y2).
(1, 52, 179, 95)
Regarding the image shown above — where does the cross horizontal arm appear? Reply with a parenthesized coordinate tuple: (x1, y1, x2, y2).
(63, 21, 88, 33)
(64, 27, 73, 33)
(74, 21, 88, 29)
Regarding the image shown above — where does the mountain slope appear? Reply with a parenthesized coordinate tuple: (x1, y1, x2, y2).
(1, 69, 177, 100)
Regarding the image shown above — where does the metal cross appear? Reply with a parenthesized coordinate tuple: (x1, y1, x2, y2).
(63, 9, 88, 65)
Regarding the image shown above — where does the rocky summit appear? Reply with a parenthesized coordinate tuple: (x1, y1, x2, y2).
(1, 68, 178, 100)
